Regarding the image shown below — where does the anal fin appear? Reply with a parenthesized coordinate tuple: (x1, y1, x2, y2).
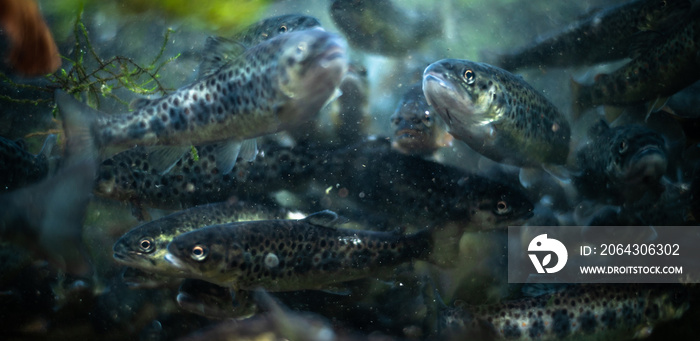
(213, 140, 242, 175)
(238, 139, 259, 162)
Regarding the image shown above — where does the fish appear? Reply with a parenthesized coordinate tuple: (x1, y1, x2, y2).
(572, 9, 700, 119)
(97, 136, 534, 230)
(328, 62, 370, 146)
(439, 284, 689, 340)
(573, 120, 668, 206)
(0, 134, 55, 192)
(177, 290, 340, 341)
(390, 83, 452, 156)
(196, 14, 322, 79)
(113, 200, 290, 276)
(313, 139, 535, 231)
(56, 28, 348, 174)
(0, 0, 60, 76)
(422, 59, 571, 168)
(0, 160, 94, 275)
(95, 138, 317, 212)
(489, 0, 692, 71)
(176, 279, 256, 319)
(165, 210, 461, 290)
(329, 0, 442, 57)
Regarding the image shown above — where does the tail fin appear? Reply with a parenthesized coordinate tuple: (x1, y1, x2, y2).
(54, 90, 100, 166)
(424, 222, 463, 268)
(0, 159, 95, 275)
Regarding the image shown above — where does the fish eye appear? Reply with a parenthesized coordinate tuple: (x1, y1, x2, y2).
(619, 140, 628, 153)
(495, 200, 511, 215)
(278, 25, 288, 33)
(138, 237, 154, 253)
(463, 69, 475, 85)
(191, 245, 209, 261)
(422, 111, 433, 127)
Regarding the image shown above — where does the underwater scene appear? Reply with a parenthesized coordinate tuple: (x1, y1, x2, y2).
(1, 0, 700, 339)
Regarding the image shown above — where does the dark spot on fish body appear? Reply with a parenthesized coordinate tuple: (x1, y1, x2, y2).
(578, 310, 597, 334)
(621, 304, 637, 324)
(350, 249, 372, 268)
(551, 309, 571, 339)
(600, 309, 616, 329)
(528, 318, 545, 338)
(502, 321, 521, 339)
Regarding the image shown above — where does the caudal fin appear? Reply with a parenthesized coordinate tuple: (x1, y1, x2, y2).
(0, 159, 95, 275)
(54, 90, 99, 167)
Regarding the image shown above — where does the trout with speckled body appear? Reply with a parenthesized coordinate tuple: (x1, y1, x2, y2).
(573, 9, 700, 117)
(440, 284, 688, 340)
(423, 59, 571, 167)
(165, 210, 461, 291)
(390, 83, 451, 156)
(491, 0, 691, 71)
(574, 120, 668, 206)
(330, 0, 441, 57)
(57, 28, 348, 174)
(95, 139, 316, 212)
(113, 200, 290, 276)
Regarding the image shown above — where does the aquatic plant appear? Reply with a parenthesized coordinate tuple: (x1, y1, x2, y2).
(0, 8, 179, 115)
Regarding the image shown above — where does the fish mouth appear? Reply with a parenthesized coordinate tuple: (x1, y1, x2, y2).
(394, 128, 429, 140)
(308, 34, 348, 71)
(624, 147, 667, 185)
(165, 253, 188, 270)
(113, 251, 139, 264)
(392, 128, 435, 154)
(422, 71, 469, 128)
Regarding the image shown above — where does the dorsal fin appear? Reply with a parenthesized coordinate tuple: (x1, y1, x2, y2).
(197, 36, 247, 80)
(303, 210, 348, 227)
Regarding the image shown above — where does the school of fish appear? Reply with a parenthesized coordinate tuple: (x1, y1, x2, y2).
(1, 0, 700, 340)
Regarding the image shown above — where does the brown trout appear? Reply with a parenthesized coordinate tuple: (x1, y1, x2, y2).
(572, 9, 700, 118)
(491, 0, 691, 71)
(165, 210, 460, 291)
(422, 59, 571, 167)
(440, 284, 688, 340)
(196, 14, 322, 79)
(113, 200, 290, 276)
(57, 29, 348, 174)
(329, 0, 442, 57)
(390, 83, 452, 156)
(95, 139, 316, 213)
(574, 120, 668, 206)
